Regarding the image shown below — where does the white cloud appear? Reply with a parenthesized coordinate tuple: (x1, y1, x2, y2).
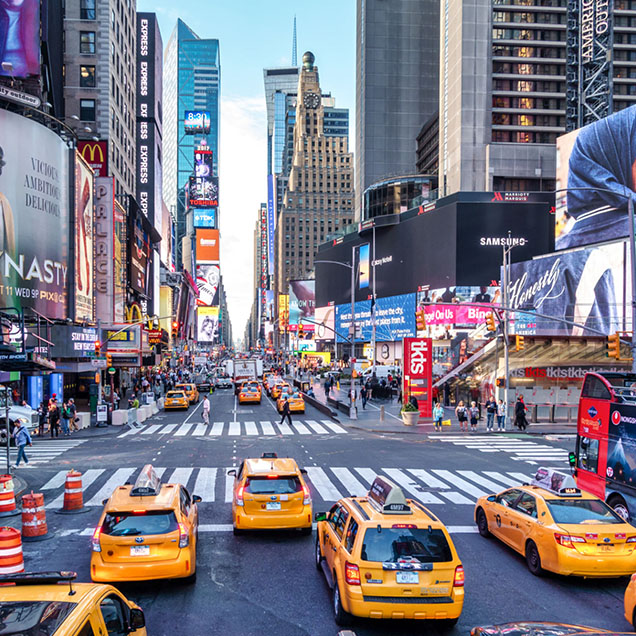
(218, 96, 267, 344)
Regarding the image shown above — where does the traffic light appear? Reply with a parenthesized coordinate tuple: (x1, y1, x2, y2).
(106, 353, 112, 367)
(515, 335, 525, 352)
(495, 378, 505, 388)
(172, 320, 178, 339)
(298, 326, 305, 339)
(415, 308, 426, 331)
(607, 332, 621, 359)
(94, 341, 101, 356)
(486, 312, 496, 332)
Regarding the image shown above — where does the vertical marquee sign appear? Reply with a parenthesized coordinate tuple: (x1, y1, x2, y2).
(402, 337, 433, 418)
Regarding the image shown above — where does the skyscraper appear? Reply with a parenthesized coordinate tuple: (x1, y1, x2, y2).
(355, 0, 440, 219)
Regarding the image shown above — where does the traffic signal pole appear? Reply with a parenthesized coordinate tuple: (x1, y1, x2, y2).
(502, 244, 510, 415)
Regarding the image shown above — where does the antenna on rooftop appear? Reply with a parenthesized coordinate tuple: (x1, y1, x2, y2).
(292, 15, 297, 66)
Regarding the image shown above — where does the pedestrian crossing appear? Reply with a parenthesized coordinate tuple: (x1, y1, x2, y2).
(7, 439, 87, 466)
(117, 419, 348, 439)
(430, 434, 571, 466)
(39, 465, 533, 508)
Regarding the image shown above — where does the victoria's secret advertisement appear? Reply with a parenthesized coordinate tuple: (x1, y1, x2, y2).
(0, 110, 69, 319)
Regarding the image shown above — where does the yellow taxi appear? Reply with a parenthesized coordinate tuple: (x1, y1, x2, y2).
(475, 467, 636, 577)
(228, 452, 312, 535)
(238, 384, 262, 404)
(263, 373, 274, 392)
(277, 389, 305, 414)
(0, 570, 146, 635)
(270, 381, 290, 400)
(625, 574, 636, 627)
(163, 390, 189, 410)
(176, 382, 199, 404)
(91, 465, 201, 583)
(315, 476, 464, 627)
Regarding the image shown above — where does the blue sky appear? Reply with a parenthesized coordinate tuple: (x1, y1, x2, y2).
(137, 1, 356, 342)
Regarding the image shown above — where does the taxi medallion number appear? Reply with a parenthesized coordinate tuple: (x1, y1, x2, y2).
(396, 571, 419, 584)
(130, 546, 150, 556)
(266, 502, 281, 511)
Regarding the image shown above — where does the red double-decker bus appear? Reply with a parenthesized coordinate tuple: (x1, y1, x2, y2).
(573, 371, 636, 522)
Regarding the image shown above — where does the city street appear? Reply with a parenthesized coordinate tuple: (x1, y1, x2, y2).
(9, 388, 628, 636)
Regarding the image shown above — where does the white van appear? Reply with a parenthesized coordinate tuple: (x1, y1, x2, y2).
(361, 365, 399, 382)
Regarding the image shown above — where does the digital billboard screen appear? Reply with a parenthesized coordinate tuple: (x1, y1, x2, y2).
(74, 152, 94, 322)
(185, 111, 211, 134)
(197, 306, 219, 342)
(78, 141, 108, 177)
(315, 305, 336, 341)
(189, 175, 218, 207)
(196, 263, 220, 306)
(0, 0, 40, 78)
(555, 106, 636, 251)
(196, 229, 219, 262)
(193, 208, 216, 228)
(289, 280, 315, 326)
(129, 213, 150, 296)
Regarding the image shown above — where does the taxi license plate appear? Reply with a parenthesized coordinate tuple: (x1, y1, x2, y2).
(396, 571, 419, 584)
(266, 502, 281, 511)
(599, 544, 615, 552)
(130, 546, 150, 556)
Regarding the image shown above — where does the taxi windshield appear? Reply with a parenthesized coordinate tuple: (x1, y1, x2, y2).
(102, 510, 179, 536)
(245, 476, 301, 495)
(0, 600, 76, 635)
(545, 498, 624, 525)
(361, 528, 453, 563)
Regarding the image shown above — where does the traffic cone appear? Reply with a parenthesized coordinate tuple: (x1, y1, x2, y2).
(21, 492, 52, 542)
(0, 527, 24, 574)
(56, 470, 90, 515)
(0, 475, 20, 518)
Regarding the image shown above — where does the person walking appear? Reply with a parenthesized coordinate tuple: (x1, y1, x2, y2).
(514, 396, 528, 430)
(433, 401, 445, 432)
(12, 419, 32, 468)
(485, 395, 497, 432)
(280, 397, 292, 427)
(360, 385, 368, 410)
(68, 398, 78, 433)
(469, 401, 480, 432)
(37, 399, 48, 437)
(497, 399, 506, 431)
(202, 394, 210, 426)
(60, 400, 71, 437)
(49, 398, 60, 438)
(455, 400, 468, 432)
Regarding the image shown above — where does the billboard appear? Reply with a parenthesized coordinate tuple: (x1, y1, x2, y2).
(50, 325, 98, 358)
(315, 305, 336, 341)
(267, 175, 276, 274)
(278, 294, 289, 330)
(196, 263, 220, 306)
(0, 0, 40, 78)
(403, 337, 433, 417)
(184, 111, 211, 134)
(193, 207, 216, 228)
(197, 306, 219, 342)
(94, 178, 114, 322)
(507, 241, 630, 337)
(129, 211, 151, 296)
(196, 229, 219, 262)
(189, 174, 219, 207)
(113, 200, 126, 322)
(74, 152, 94, 322)
(555, 106, 636, 251)
(289, 280, 315, 326)
(335, 293, 417, 343)
(77, 141, 108, 177)
(0, 109, 70, 319)
(195, 149, 213, 178)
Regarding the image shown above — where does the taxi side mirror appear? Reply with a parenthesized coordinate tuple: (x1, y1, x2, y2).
(315, 512, 327, 522)
(568, 452, 576, 467)
(300, 468, 307, 475)
(129, 608, 145, 630)
(487, 495, 496, 502)
(192, 495, 202, 503)
(102, 499, 109, 505)
(227, 469, 236, 477)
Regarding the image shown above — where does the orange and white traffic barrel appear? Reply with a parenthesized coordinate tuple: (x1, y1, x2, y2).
(21, 492, 50, 542)
(0, 475, 19, 518)
(56, 470, 89, 515)
(0, 527, 24, 574)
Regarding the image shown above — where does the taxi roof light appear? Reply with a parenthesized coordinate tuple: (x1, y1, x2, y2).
(531, 468, 580, 496)
(367, 476, 412, 515)
(131, 464, 161, 497)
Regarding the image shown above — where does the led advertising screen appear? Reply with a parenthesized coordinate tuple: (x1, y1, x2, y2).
(196, 263, 220, 306)
(129, 213, 150, 296)
(193, 208, 216, 228)
(195, 229, 219, 262)
(555, 106, 636, 251)
(184, 111, 211, 134)
(188, 175, 219, 207)
(74, 152, 94, 322)
(278, 294, 289, 330)
(113, 200, 126, 322)
(0, 109, 70, 319)
(195, 149, 213, 178)
(0, 0, 40, 78)
(197, 306, 219, 342)
(315, 305, 336, 341)
(289, 280, 315, 327)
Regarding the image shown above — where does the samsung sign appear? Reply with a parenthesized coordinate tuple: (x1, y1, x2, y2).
(479, 236, 528, 247)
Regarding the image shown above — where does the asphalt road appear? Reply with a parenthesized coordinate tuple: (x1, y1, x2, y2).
(10, 388, 630, 636)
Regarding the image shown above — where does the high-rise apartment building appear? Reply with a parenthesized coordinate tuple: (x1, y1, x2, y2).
(439, 0, 636, 194)
(355, 0, 440, 219)
(63, 0, 137, 197)
(275, 53, 355, 296)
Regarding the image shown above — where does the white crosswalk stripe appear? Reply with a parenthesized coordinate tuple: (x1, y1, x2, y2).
(9, 439, 86, 466)
(192, 423, 207, 436)
(211, 422, 224, 436)
(35, 466, 536, 510)
(174, 423, 193, 437)
(260, 421, 275, 435)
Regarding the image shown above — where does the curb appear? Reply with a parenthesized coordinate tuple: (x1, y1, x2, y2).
(346, 425, 577, 437)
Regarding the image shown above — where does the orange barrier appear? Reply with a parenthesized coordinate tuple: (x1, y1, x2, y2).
(0, 475, 18, 517)
(63, 470, 83, 511)
(0, 527, 24, 574)
(21, 492, 47, 539)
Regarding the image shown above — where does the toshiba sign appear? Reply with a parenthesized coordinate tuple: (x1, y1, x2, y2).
(196, 229, 220, 262)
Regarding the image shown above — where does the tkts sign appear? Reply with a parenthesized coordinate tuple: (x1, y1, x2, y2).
(78, 141, 108, 177)
(402, 337, 433, 417)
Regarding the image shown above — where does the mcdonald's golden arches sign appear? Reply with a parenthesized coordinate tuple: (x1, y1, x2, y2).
(78, 141, 108, 177)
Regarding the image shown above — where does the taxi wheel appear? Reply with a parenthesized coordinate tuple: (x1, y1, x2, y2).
(333, 581, 353, 627)
(183, 569, 197, 584)
(315, 536, 324, 570)
(632, 607, 636, 630)
(525, 540, 544, 576)
(233, 526, 244, 536)
(476, 508, 490, 538)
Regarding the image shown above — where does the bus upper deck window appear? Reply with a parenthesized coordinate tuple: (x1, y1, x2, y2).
(581, 376, 611, 400)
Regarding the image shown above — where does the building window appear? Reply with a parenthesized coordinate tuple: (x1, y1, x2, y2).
(80, 65, 96, 87)
(80, 99, 96, 121)
(80, 0, 96, 19)
(80, 31, 96, 54)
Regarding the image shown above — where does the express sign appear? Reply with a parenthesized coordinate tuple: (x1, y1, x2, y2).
(402, 337, 432, 417)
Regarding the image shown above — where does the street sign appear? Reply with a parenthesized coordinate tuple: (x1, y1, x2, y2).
(108, 367, 116, 375)
(97, 404, 108, 423)
(91, 358, 107, 368)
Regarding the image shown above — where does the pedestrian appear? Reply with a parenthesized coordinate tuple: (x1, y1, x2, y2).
(49, 398, 60, 438)
(433, 401, 444, 432)
(60, 400, 70, 436)
(469, 401, 479, 432)
(68, 398, 78, 432)
(132, 394, 140, 410)
(202, 394, 210, 425)
(485, 395, 497, 432)
(325, 377, 331, 397)
(360, 385, 368, 410)
(514, 396, 528, 430)
(497, 399, 506, 431)
(12, 418, 32, 468)
(280, 397, 292, 426)
(455, 400, 468, 432)
(37, 399, 47, 437)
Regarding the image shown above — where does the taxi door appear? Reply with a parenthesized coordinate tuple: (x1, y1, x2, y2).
(505, 492, 539, 552)
(180, 486, 198, 546)
(491, 489, 524, 546)
(97, 593, 146, 635)
(323, 503, 349, 577)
